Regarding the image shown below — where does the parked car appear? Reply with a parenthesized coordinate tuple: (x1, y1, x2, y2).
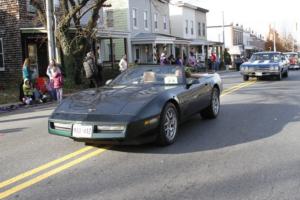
(283, 52, 300, 70)
(240, 52, 289, 81)
(48, 65, 223, 146)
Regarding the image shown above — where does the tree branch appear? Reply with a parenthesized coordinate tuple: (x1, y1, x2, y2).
(30, 0, 47, 26)
(68, 0, 80, 26)
(86, 0, 110, 36)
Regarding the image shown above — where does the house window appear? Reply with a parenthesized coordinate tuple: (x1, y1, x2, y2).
(198, 22, 201, 36)
(154, 13, 158, 30)
(202, 23, 206, 36)
(132, 8, 138, 28)
(106, 10, 114, 28)
(185, 20, 188, 34)
(191, 21, 194, 35)
(26, 0, 36, 14)
(0, 38, 4, 71)
(163, 16, 167, 30)
(144, 11, 148, 29)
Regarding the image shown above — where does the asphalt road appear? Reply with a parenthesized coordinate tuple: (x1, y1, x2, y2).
(1, 70, 300, 200)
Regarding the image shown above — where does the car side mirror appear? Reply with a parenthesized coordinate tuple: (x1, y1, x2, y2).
(105, 79, 112, 85)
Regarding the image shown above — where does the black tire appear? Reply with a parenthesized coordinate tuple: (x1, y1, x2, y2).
(243, 75, 249, 81)
(200, 87, 220, 119)
(156, 103, 178, 146)
(284, 70, 288, 78)
(276, 72, 282, 80)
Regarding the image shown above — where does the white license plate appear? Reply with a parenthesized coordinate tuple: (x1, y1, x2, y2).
(256, 72, 262, 76)
(72, 124, 93, 138)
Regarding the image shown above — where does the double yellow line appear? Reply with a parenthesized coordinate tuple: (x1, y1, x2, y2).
(221, 80, 256, 97)
(0, 146, 110, 199)
(0, 80, 257, 199)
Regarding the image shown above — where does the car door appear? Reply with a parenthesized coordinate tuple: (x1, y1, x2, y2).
(177, 78, 208, 118)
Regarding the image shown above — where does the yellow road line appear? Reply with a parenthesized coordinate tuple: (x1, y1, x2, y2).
(0, 147, 109, 200)
(0, 146, 94, 189)
(221, 81, 256, 97)
(222, 81, 256, 94)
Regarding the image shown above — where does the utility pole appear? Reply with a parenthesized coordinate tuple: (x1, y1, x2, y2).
(273, 27, 276, 52)
(46, 0, 56, 61)
(222, 11, 225, 47)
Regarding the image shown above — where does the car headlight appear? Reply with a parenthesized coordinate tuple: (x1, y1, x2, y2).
(96, 125, 126, 131)
(242, 66, 248, 71)
(270, 65, 279, 71)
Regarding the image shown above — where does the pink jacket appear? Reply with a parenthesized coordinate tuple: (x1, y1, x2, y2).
(52, 72, 63, 89)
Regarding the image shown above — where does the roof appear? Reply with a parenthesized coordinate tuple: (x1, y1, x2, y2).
(254, 51, 282, 54)
(171, 0, 209, 13)
(131, 33, 176, 44)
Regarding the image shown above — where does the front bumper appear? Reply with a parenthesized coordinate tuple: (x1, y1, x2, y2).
(289, 65, 300, 69)
(48, 116, 160, 144)
(240, 71, 280, 77)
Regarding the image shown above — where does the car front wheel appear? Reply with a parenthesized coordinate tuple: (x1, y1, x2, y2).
(156, 103, 178, 146)
(200, 87, 220, 119)
(276, 72, 282, 80)
(243, 75, 249, 81)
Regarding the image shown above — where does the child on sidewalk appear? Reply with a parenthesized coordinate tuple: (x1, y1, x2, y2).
(22, 79, 33, 105)
(52, 66, 63, 103)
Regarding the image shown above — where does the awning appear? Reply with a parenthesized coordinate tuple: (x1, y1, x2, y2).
(20, 27, 47, 33)
(131, 33, 176, 45)
(190, 39, 210, 46)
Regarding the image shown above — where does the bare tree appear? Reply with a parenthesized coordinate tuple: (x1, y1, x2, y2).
(31, 0, 110, 84)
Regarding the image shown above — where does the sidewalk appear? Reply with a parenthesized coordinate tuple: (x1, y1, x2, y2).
(0, 101, 57, 114)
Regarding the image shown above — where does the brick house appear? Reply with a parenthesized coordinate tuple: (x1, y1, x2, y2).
(0, 0, 47, 88)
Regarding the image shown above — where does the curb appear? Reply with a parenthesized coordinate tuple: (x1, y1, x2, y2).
(0, 101, 56, 114)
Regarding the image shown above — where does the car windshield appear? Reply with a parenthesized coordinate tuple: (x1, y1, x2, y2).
(250, 53, 281, 62)
(285, 53, 297, 58)
(110, 65, 185, 86)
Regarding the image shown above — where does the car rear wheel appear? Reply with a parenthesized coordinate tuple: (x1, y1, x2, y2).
(200, 87, 220, 119)
(243, 75, 249, 81)
(156, 103, 178, 146)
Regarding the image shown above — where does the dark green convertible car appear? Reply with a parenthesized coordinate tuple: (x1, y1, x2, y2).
(48, 65, 222, 145)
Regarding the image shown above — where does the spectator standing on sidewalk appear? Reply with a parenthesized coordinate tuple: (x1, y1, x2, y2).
(83, 51, 100, 88)
(52, 65, 63, 103)
(47, 59, 61, 81)
(96, 46, 103, 85)
(119, 54, 128, 72)
(175, 56, 183, 66)
(20, 58, 32, 102)
(234, 55, 243, 71)
(22, 58, 32, 82)
(210, 52, 217, 72)
(224, 48, 232, 71)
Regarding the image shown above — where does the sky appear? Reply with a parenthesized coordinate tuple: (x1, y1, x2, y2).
(185, 0, 300, 41)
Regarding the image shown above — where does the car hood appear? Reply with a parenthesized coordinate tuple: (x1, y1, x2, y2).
(54, 85, 172, 116)
(242, 60, 279, 67)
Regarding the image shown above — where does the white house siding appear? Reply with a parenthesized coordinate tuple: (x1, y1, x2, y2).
(169, 4, 184, 38)
(151, 0, 171, 35)
(128, 0, 151, 35)
(195, 11, 206, 40)
(182, 7, 195, 39)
